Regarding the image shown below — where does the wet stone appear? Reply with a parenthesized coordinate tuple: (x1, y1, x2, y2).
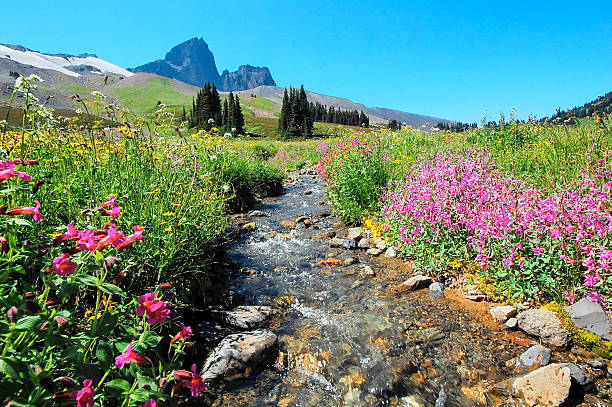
(406, 327, 445, 343)
(248, 210, 267, 217)
(400, 275, 432, 291)
(346, 227, 363, 241)
(342, 239, 358, 249)
(211, 305, 278, 329)
(517, 345, 551, 369)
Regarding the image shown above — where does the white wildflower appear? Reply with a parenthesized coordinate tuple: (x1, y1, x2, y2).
(209, 155, 217, 161)
(223, 132, 232, 138)
(231, 127, 236, 132)
(75, 109, 83, 114)
(222, 185, 231, 193)
(91, 90, 106, 99)
(208, 118, 215, 124)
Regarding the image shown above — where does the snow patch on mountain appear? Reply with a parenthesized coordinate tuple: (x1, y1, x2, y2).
(0, 44, 133, 78)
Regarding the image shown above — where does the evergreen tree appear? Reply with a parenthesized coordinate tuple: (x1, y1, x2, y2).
(188, 82, 223, 130)
(234, 95, 245, 134)
(227, 92, 235, 130)
(222, 99, 229, 127)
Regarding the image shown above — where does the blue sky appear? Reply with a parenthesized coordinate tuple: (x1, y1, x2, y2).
(2, 0, 611, 122)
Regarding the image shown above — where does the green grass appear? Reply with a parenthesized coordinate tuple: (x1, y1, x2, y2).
(57, 83, 92, 95)
(239, 95, 280, 116)
(109, 77, 195, 115)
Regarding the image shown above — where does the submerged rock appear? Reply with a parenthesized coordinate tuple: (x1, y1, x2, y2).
(517, 309, 570, 347)
(511, 363, 571, 407)
(211, 305, 278, 329)
(566, 297, 612, 341)
(329, 237, 346, 248)
(200, 329, 278, 381)
(406, 327, 445, 343)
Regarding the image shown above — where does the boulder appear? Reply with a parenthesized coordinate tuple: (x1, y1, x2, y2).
(517, 309, 570, 347)
(566, 297, 612, 340)
(400, 275, 432, 291)
(511, 363, 571, 407)
(505, 318, 518, 330)
(211, 305, 278, 329)
(200, 329, 277, 381)
(384, 247, 397, 258)
(490, 305, 517, 323)
(517, 345, 551, 369)
(248, 210, 266, 217)
(429, 282, 445, 299)
(347, 227, 363, 241)
(558, 363, 592, 387)
(342, 239, 358, 250)
(366, 248, 383, 256)
(358, 238, 374, 249)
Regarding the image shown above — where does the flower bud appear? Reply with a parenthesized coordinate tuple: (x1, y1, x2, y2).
(56, 212, 69, 225)
(40, 321, 50, 330)
(55, 316, 68, 325)
(160, 283, 171, 290)
(44, 300, 60, 307)
(57, 376, 77, 388)
(0, 205, 6, 215)
(103, 256, 121, 273)
(0, 236, 8, 254)
(32, 180, 46, 194)
(172, 370, 192, 381)
(25, 292, 37, 299)
(7, 307, 17, 323)
(159, 378, 167, 387)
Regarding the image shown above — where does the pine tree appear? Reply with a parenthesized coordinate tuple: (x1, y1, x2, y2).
(234, 95, 244, 134)
(227, 92, 235, 130)
(222, 99, 229, 128)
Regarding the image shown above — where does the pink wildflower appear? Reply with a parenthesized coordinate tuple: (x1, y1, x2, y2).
(0, 160, 31, 183)
(137, 292, 170, 325)
(5, 201, 43, 222)
(117, 226, 144, 251)
(52, 253, 76, 276)
(583, 274, 602, 287)
(587, 291, 602, 303)
(70, 379, 95, 407)
(115, 341, 149, 368)
(562, 290, 576, 304)
(100, 195, 117, 208)
(139, 400, 156, 407)
(171, 323, 193, 344)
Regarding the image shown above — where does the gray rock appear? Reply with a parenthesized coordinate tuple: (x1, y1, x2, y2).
(406, 327, 445, 343)
(511, 363, 571, 407)
(429, 282, 445, 299)
(517, 345, 551, 369)
(347, 227, 363, 241)
(200, 329, 277, 381)
(384, 247, 397, 258)
(375, 240, 387, 250)
(342, 239, 358, 250)
(490, 305, 517, 323)
(211, 305, 277, 329)
(401, 275, 432, 290)
(362, 265, 376, 276)
(566, 297, 612, 341)
(558, 363, 592, 387)
(248, 210, 266, 217)
(586, 359, 605, 369)
(358, 238, 374, 249)
(505, 318, 518, 330)
(329, 237, 346, 248)
(366, 248, 383, 256)
(517, 309, 570, 347)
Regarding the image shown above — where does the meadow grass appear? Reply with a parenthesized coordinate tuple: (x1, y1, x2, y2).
(108, 77, 195, 115)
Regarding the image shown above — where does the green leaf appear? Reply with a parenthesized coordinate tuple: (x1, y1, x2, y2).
(106, 379, 131, 392)
(130, 388, 153, 402)
(141, 331, 162, 348)
(95, 251, 104, 262)
(15, 315, 42, 330)
(76, 275, 98, 287)
(100, 283, 125, 297)
(4, 218, 32, 227)
(96, 343, 113, 365)
(0, 359, 19, 379)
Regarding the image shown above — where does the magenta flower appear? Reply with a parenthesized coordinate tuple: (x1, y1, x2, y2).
(52, 253, 76, 276)
(562, 290, 576, 304)
(532, 246, 544, 256)
(138, 400, 156, 407)
(171, 323, 193, 344)
(115, 341, 149, 368)
(105, 206, 121, 219)
(0, 160, 31, 183)
(6, 200, 43, 222)
(587, 291, 602, 303)
(100, 195, 117, 208)
(117, 226, 144, 251)
(583, 274, 602, 287)
(137, 292, 170, 325)
(70, 379, 95, 407)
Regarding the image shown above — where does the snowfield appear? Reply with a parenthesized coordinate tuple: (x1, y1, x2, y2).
(0, 44, 133, 78)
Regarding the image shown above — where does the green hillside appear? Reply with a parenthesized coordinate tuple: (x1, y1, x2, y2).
(108, 77, 196, 115)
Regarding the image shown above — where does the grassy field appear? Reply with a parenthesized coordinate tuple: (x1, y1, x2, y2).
(108, 77, 196, 115)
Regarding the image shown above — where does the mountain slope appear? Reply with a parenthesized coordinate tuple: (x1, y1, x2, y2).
(0, 44, 133, 78)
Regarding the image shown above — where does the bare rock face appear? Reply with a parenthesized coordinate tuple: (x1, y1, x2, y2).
(566, 297, 612, 341)
(211, 305, 278, 329)
(517, 309, 570, 347)
(511, 363, 571, 407)
(200, 329, 277, 381)
(490, 305, 517, 323)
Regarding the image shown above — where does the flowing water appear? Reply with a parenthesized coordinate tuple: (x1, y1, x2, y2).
(207, 171, 603, 407)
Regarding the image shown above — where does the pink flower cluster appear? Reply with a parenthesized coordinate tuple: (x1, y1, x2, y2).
(381, 151, 611, 306)
(49, 196, 144, 276)
(136, 292, 170, 325)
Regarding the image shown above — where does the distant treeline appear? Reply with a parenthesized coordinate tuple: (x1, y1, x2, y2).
(435, 121, 478, 132)
(185, 82, 244, 133)
(550, 91, 612, 122)
(308, 102, 369, 128)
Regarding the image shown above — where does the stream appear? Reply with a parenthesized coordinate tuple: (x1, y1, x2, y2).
(203, 170, 607, 407)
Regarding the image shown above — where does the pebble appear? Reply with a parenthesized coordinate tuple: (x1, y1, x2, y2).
(587, 360, 605, 369)
(362, 265, 376, 276)
(343, 257, 357, 266)
(505, 318, 518, 330)
(517, 345, 551, 369)
(342, 239, 358, 249)
(429, 282, 445, 299)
